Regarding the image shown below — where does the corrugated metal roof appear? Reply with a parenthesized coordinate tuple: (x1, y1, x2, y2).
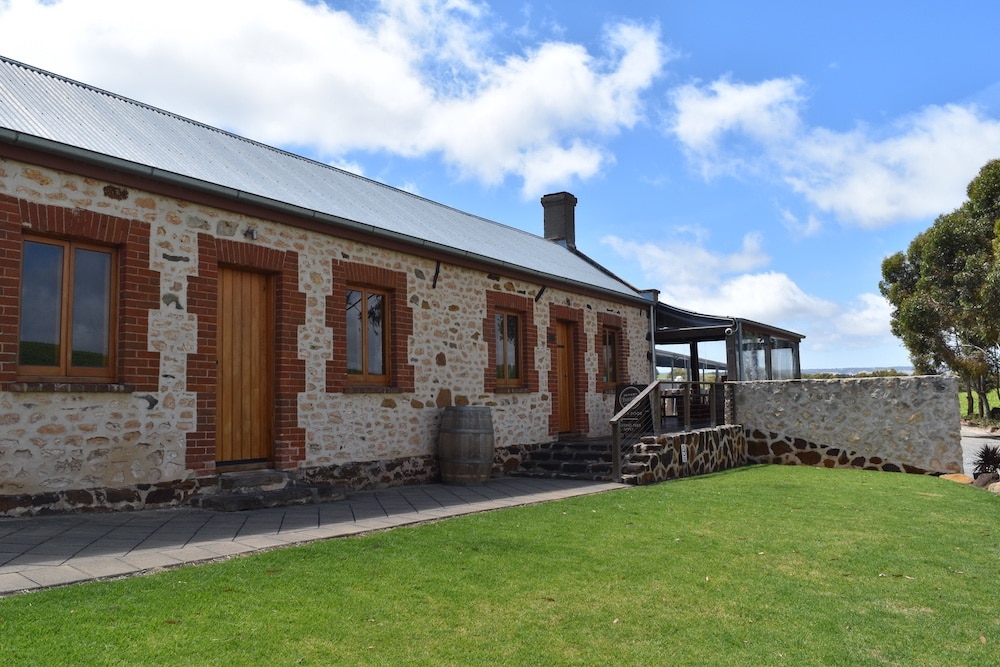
(0, 56, 647, 302)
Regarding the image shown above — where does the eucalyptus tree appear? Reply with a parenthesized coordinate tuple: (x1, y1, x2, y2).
(880, 159, 1000, 415)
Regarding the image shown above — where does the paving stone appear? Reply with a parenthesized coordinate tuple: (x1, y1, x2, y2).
(0, 479, 626, 596)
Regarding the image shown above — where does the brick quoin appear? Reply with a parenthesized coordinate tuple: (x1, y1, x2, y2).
(185, 235, 306, 475)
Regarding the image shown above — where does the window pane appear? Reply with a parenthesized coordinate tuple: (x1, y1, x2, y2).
(602, 329, 617, 383)
(366, 292, 385, 376)
(505, 313, 520, 380)
(345, 289, 363, 374)
(19, 241, 64, 367)
(495, 313, 505, 378)
(71, 248, 112, 368)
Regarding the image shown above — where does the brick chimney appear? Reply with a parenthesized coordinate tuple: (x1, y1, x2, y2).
(541, 192, 577, 249)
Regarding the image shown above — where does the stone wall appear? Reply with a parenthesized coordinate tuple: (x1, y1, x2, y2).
(626, 425, 746, 484)
(733, 376, 961, 474)
(0, 156, 653, 515)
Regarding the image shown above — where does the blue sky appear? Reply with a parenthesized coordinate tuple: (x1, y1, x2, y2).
(3, 0, 999, 370)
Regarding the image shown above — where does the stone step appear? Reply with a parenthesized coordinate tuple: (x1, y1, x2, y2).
(218, 469, 289, 492)
(190, 483, 346, 512)
(189, 469, 348, 511)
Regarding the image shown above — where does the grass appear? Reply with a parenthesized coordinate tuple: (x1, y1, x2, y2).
(960, 391, 1000, 429)
(0, 465, 998, 666)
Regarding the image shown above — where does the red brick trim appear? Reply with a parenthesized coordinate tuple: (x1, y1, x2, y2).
(185, 235, 306, 475)
(483, 291, 539, 393)
(547, 304, 589, 436)
(326, 261, 414, 393)
(0, 194, 158, 390)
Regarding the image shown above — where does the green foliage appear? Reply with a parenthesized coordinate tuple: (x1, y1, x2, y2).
(881, 159, 1000, 406)
(973, 444, 1000, 476)
(0, 467, 997, 666)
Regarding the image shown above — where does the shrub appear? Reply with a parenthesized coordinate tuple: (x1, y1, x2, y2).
(972, 443, 1000, 475)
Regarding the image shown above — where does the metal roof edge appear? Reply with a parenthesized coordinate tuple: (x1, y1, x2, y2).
(0, 129, 653, 307)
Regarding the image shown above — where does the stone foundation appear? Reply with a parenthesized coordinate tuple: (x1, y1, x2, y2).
(0, 478, 206, 517)
(745, 429, 938, 475)
(300, 455, 439, 491)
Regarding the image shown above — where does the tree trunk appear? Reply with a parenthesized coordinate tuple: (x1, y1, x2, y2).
(966, 379, 974, 416)
(977, 376, 988, 418)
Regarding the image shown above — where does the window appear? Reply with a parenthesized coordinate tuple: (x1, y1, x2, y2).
(345, 285, 389, 385)
(18, 237, 116, 381)
(495, 309, 521, 386)
(600, 327, 619, 384)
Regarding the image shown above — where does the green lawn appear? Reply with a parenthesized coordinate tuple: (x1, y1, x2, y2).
(961, 390, 1000, 420)
(1, 465, 997, 666)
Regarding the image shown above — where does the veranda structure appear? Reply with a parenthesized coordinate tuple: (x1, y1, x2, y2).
(653, 302, 804, 382)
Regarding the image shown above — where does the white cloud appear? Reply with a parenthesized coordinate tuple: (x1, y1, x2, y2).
(668, 76, 1000, 227)
(602, 233, 848, 355)
(779, 208, 823, 238)
(787, 105, 1000, 227)
(602, 231, 770, 303)
(834, 293, 893, 339)
(0, 0, 666, 198)
(667, 75, 804, 176)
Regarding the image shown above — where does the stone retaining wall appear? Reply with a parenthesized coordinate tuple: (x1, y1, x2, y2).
(627, 425, 746, 485)
(733, 376, 961, 475)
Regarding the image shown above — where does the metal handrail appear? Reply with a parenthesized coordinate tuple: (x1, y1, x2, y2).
(610, 379, 726, 482)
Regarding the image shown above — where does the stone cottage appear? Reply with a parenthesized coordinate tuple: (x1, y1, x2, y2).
(0, 56, 659, 515)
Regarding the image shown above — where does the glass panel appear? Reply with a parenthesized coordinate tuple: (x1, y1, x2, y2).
(602, 329, 617, 383)
(495, 313, 505, 379)
(741, 336, 767, 381)
(771, 340, 795, 380)
(366, 292, 385, 376)
(19, 241, 64, 367)
(345, 289, 363, 374)
(505, 313, 520, 380)
(71, 248, 112, 368)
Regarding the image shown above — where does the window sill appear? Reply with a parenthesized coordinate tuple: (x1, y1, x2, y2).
(3, 381, 136, 393)
(343, 385, 401, 394)
(495, 387, 531, 394)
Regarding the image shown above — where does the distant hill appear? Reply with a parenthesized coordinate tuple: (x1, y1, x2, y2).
(803, 367, 914, 377)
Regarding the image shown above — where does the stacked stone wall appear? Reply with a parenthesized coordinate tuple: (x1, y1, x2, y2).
(0, 156, 652, 514)
(627, 425, 746, 485)
(733, 376, 961, 474)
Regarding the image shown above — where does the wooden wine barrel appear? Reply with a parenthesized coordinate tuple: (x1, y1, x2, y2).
(438, 406, 494, 485)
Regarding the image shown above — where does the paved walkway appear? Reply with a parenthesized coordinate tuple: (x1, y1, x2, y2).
(0, 477, 625, 597)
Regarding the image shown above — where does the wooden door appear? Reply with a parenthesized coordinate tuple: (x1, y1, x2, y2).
(556, 320, 575, 434)
(217, 267, 274, 466)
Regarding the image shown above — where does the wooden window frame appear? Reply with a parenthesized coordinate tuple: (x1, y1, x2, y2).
(327, 261, 414, 394)
(600, 325, 620, 386)
(494, 308, 523, 388)
(595, 313, 627, 393)
(17, 235, 119, 382)
(345, 284, 391, 387)
(483, 291, 538, 394)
